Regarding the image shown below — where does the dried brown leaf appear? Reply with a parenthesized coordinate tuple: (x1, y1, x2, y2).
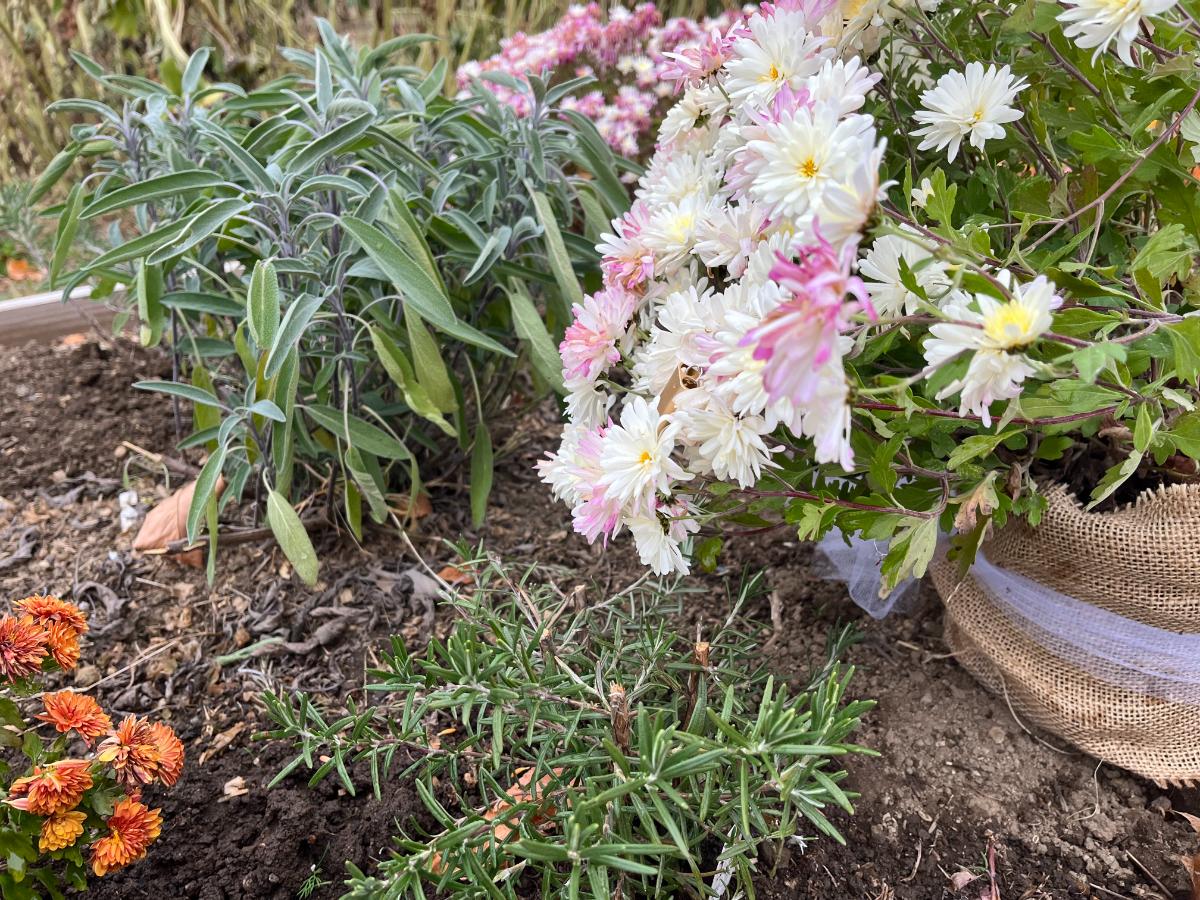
(949, 870, 979, 891)
(133, 475, 226, 561)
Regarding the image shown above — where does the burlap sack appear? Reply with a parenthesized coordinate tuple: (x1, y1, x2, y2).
(930, 482, 1200, 786)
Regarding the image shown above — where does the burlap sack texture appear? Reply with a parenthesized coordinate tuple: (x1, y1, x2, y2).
(929, 481, 1200, 786)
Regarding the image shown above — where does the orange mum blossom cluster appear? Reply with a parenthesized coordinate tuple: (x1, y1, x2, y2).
(0, 593, 183, 884)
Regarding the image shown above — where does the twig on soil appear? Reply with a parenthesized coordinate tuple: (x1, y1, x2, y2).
(901, 838, 923, 883)
(1089, 884, 1140, 900)
(148, 517, 328, 555)
(1125, 850, 1173, 900)
(121, 441, 201, 479)
(76, 638, 182, 694)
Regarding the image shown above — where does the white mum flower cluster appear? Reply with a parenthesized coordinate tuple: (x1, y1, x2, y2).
(539, 0, 891, 575)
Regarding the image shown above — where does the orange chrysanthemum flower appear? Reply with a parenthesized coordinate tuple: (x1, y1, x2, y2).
(43, 620, 80, 672)
(38, 691, 112, 745)
(97, 716, 162, 787)
(90, 798, 162, 877)
(7, 759, 93, 815)
(147, 723, 184, 787)
(14, 595, 88, 635)
(40, 809, 87, 852)
(0, 615, 47, 682)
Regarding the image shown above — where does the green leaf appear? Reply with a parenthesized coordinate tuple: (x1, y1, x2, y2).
(384, 190, 442, 288)
(369, 326, 457, 437)
(1167, 318, 1200, 385)
(161, 291, 244, 316)
(145, 197, 250, 265)
(1087, 451, 1143, 510)
(1071, 342, 1127, 384)
(186, 447, 226, 544)
(405, 309, 457, 413)
(181, 47, 210, 95)
(266, 489, 319, 586)
(507, 280, 565, 393)
(80, 170, 230, 220)
(50, 184, 84, 288)
(265, 293, 323, 379)
(340, 216, 514, 357)
(303, 404, 411, 460)
(1168, 411, 1200, 460)
(30, 144, 81, 206)
(133, 379, 225, 409)
(248, 259, 282, 352)
(947, 430, 1019, 470)
(528, 186, 583, 320)
(470, 422, 493, 527)
(285, 113, 374, 175)
(135, 261, 165, 347)
(345, 448, 389, 524)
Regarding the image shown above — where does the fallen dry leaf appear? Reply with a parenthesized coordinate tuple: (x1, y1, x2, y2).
(392, 492, 432, 519)
(1179, 812, 1200, 900)
(221, 775, 249, 799)
(58, 332, 88, 348)
(436, 565, 473, 586)
(5, 258, 44, 282)
(431, 767, 567, 875)
(133, 475, 226, 567)
(949, 870, 979, 891)
(198, 721, 247, 765)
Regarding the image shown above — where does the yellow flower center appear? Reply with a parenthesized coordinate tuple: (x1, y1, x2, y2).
(638, 450, 653, 466)
(970, 109, 984, 124)
(983, 302, 1037, 349)
(797, 157, 819, 179)
(667, 212, 694, 243)
(762, 63, 781, 83)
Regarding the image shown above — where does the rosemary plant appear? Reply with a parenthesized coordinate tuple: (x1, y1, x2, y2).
(264, 553, 874, 898)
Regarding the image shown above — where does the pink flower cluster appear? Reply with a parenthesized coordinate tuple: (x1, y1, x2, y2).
(746, 234, 874, 411)
(456, 3, 745, 157)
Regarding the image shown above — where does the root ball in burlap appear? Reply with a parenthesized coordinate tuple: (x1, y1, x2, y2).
(930, 482, 1200, 786)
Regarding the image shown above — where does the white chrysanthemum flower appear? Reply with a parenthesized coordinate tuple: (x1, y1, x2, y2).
(637, 151, 720, 208)
(859, 231, 955, 317)
(923, 275, 1063, 425)
(938, 350, 1037, 426)
(626, 506, 697, 575)
(537, 424, 588, 503)
(564, 383, 614, 430)
(722, 9, 832, 105)
(813, 136, 889, 248)
(674, 392, 773, 488)
(782, 353, 855, 471)
(912, 62, 1028, 162)
(742, 105, 875, 220)
(657, 85, 728, 149)
(804, 56, 881, 116)
(694, 201, 770, 277)
(598, 396, 692, 512)
(910, 177, 935, 209)
(1057, 0, 1178, 66)
(642, 194, 718, 270)
(632, 285, 716, 394)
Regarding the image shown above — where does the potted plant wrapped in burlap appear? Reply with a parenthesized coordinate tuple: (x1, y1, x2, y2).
(932, 483, 1200, 785)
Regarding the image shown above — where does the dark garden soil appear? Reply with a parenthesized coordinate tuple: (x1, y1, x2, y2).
(0, 335, 1197, 900)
